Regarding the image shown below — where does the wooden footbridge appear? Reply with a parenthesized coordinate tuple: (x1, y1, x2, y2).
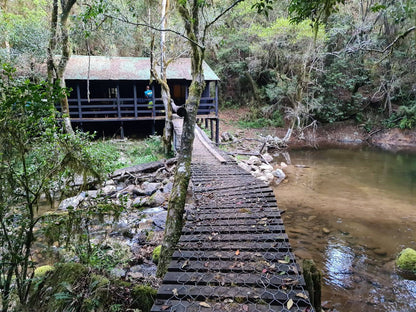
(151, 120, 314, 312)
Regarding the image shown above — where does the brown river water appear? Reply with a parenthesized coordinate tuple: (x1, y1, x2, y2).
(272, 147, 416, 312)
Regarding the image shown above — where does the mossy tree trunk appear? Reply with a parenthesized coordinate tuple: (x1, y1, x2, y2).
(156, 0, 205, 277)
(47, 0, 76, 135)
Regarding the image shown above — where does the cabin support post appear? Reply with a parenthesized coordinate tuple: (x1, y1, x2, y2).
(152, 120, 156, 135)
(116, 83, 121, 118)
(210, 118, 214, 141)
(152, 85, 155, 117)
(76, 84, 82, 119)
(133, 84, 138, 118)
(215, 81, 219, 116)
(205, 118, 208, 129)
(215, 117, 219, 145)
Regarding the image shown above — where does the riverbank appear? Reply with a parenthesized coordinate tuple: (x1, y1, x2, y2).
(219, 108, 416, 152)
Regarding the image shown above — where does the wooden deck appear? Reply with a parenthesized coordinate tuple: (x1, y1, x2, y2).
(151, 121, 314, 311)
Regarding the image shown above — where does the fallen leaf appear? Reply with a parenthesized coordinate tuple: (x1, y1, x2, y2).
(242, 304, 249, 311)
(161, 305, 171, 310)
(287, 298, 294, 309)
(199, 302, 211, 308)
(296, 292, 309, 300)
(235, 250, 240, 256)
(262, 268, 267, 274)
(181, 259, 189, 269)
(172, 288, 178, 296)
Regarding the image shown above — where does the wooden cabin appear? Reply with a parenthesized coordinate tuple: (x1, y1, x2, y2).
(63, 55, 220, 139)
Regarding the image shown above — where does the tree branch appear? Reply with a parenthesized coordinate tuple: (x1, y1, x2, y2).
(204, 0, 245, 33)
(101, 12, 204, 50)
(367, 26, 416, 53)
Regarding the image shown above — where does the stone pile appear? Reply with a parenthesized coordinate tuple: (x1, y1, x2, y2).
(236, 153, 286, 185)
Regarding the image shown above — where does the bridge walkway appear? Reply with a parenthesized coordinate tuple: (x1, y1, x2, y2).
(151, 119, 314, 311)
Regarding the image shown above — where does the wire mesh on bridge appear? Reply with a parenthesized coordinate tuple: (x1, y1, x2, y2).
(151, 123, 314, 311)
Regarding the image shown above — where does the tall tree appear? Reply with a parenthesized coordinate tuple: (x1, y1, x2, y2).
(47, 0, 77, 135)
(150, 0, 174, 155)
(157, 0, 245, 277)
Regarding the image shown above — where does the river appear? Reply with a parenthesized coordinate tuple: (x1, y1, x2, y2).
(272, 147, 416, 312)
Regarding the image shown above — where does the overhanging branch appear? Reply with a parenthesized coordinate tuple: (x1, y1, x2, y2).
(367, 26, 416, 53)
(102, 13, 204, 50)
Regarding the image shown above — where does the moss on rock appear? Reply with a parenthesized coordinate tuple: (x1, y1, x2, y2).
(396, 248, 416, 272)
(29, 262, 157, 312)
(152, 245, 162, 264)
(34, 265, 55, 277)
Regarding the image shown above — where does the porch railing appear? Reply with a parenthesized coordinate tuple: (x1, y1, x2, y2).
(63, 96, 216, 120)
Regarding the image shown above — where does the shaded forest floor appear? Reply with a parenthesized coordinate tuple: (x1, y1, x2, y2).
(218, 108, 416, 152)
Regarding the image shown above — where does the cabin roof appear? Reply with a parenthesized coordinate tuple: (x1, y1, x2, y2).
(64, 55, 220, 81)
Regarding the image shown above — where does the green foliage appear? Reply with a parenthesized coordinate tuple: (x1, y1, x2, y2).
(0, 64, 110, 311)
(131, 285, 157, 312)
(238, 109, 283, 128)
(385, 103, 416, 129)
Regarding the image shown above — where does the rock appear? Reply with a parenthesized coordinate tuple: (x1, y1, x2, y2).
(104, 179, 116, 186)
(247, 156, 262, 166)
(152, 211, 168, 230)
(58, 193, 85, 210)
(258, 176, 270, 184)
(252, 170, 263, 178)
(128, 272, 144, 279)
(396, 248, 416, 272)
(259, 163, 273, 172)
(163, 182, 173, 194)
(110, 267, 126, 278)
(132, 186, 146, 196)
(265, 172, 274, 181)
(238, 162, 252, 173)
(142, 182, 162, 195)
(119, 184, 136, 195)
(322, 227, 331, 234)
(272, 169, 286, 185)
(221, 131, 234, 142)
(272, 168, 286, 179)
(280, 162, 288, 168)
(262, 153, 273, 163)
(101, 184, 117, 196)
(132, 196, 147, 207)
(148, 190, 166, 206)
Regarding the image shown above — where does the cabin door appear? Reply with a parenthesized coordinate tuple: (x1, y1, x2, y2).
(172, 84, 186, 106)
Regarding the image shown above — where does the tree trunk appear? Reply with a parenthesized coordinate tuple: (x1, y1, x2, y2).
(157, 0, 205, 276)
(160, 0, 173, 154)
(156, 75, 205, 277)
(47, 0, 76, 135)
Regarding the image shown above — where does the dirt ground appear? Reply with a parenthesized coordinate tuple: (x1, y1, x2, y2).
(218, 108, 416, 152)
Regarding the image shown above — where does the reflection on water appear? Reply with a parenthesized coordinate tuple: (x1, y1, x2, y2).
(325, 237, 363, 290)
(273, 147, 416, 312)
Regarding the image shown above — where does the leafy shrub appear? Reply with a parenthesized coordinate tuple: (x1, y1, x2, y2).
(384, 103, 416, 129)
